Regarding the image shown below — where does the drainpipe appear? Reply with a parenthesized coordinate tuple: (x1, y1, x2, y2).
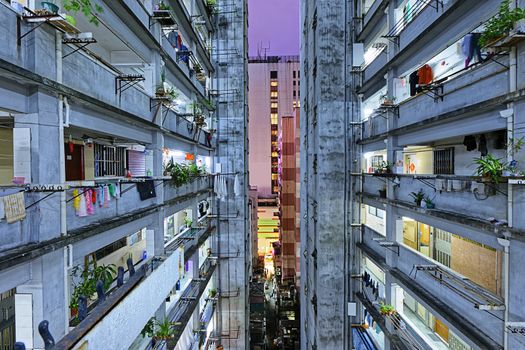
(56, 32, 66, 237)
(498, 237, 510, 350)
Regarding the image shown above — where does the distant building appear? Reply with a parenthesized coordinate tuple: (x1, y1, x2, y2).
(279, 108, 300, 287)
(248, 56, 300, 197)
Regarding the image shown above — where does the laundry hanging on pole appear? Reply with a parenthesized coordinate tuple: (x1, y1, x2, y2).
(3, 192, 26, 223)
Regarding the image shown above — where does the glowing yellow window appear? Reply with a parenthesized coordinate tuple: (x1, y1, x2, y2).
(271, 102, 278, 108)
(270, 91, 278, 98)
(271, 81, 278, 87)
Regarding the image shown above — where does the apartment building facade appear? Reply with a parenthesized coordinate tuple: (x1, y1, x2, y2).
(0, 0, 248, 349)
(301, 0, 525, 349)
(248, 56, 300, 197)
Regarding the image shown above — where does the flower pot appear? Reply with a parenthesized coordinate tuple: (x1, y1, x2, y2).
(41, 1, 59, 13)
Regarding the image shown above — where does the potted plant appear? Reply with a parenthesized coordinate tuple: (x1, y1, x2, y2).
(409, 188, 425, 207)
(141, 318, 155, 338)
(206, 0, 217, 14)
(473, 154, 507, 183)
(379, 94, 396, 106)
(379, 303, 396, 316)
(378, 185, 387, 198)
(479, 0, 525, 47)
(166, 87, 179, 102)
(209, 289, 217, 298)
(156, 69, 166, 97)
(152, 318, 176, 342)
(156, 1, 170, 11)
(424, 195, 435, 209)
(40, 1, 59, 14)
(184, 216, 192, 228)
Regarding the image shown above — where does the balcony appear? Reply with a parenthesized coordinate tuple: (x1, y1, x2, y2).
(361, 173, 514, 237)
(361, 113, 388, 141)
(359, 0, 388, 41)
(396, 58, 510, 131)
(360, 228, 504, 349)
(164, 175, 211, 203)
(388, 174, 507, 221)
(362, 50, 387, 86)
(62, 53, 152, 124)
(0, 188, 61, 252)
(65, 180, 160, 232)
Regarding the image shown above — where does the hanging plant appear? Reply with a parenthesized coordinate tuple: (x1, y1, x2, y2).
(479, 0, 525, 47)
(379, 303, 396, 316)
(63, 0, 104, 26)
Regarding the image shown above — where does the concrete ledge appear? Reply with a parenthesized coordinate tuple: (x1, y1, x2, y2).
(0, 188, 211, 272)
(358, 88, 525, 145)
(0, 58, 213, 151)
(356, 242, 503, 350)
(361, 192, 525, 241)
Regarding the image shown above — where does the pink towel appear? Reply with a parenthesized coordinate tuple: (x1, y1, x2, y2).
(103, 185, 110, 208)
(85, 189, 94, 215)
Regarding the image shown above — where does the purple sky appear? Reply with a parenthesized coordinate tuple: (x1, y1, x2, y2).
(248, 0, 300, 57)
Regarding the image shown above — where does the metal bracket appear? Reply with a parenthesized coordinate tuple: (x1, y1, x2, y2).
(420, 83, 444, 102)
(115, 74, 145, 102)
(62, 37, 97, 59)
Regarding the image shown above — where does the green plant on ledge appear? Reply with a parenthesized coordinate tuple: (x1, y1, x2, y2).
(479, 0, 525, 47)
(379, 303, 396, 316)
(409, 188, 425, 207)
(63, 0, 104, 26)
(206, 0, 217, 14)
(424, 195, 435, 209)
(473, 154, 507, 184)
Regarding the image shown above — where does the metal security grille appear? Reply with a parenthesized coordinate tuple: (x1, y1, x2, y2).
(433, 148, 454, 174)
(94, 144, 126, 177)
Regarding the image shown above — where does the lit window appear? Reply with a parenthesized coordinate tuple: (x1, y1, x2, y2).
(271, 91, 278, 98)
(271, 102, 278, 108)
(271, 81, 278, 87)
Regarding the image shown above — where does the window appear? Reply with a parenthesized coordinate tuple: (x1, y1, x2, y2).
(94, 144, 126, 177)
(94, 237, 128, 261)
(433, 148, 454, 174)
(270, 91, 278, 98)
(293, 81, 296, 86)
(368, 206, 384, 219)
(293, 91, 296, 97)
(271, 102, 278, 108)
(271, 113, 278, 124)
(293, 71, 296, 78)
(271, 81, 278, 87)
(270, 70, 278, 79)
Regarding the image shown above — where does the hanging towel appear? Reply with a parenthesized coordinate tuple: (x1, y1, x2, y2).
(452, 180, 464, 191)
(92, 188, 97, 204)
(234, 174, 240, 197)
(435, 178, 446, 191)
(446, 180, 453, 192)
(0, 197, 4, 221)
(108, 184, 116, 198)
(85, 189, 94, 215)
(98, 186, 104, 207)
(115, 184, 120, 199)
(103, 185, 110, 207)
(221, 175, 227, 200)
(78, 192, 87, 217)
(214, 175, 220, 199)
(471, 181, 485, 194)
(3, 192, 26, 223)
(72, 189, 80, 213)
(136, 180, 157, 201)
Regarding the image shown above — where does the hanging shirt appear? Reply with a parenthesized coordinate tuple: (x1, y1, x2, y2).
(417, 64, 433, 85)
(78, 192, 88, 217)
